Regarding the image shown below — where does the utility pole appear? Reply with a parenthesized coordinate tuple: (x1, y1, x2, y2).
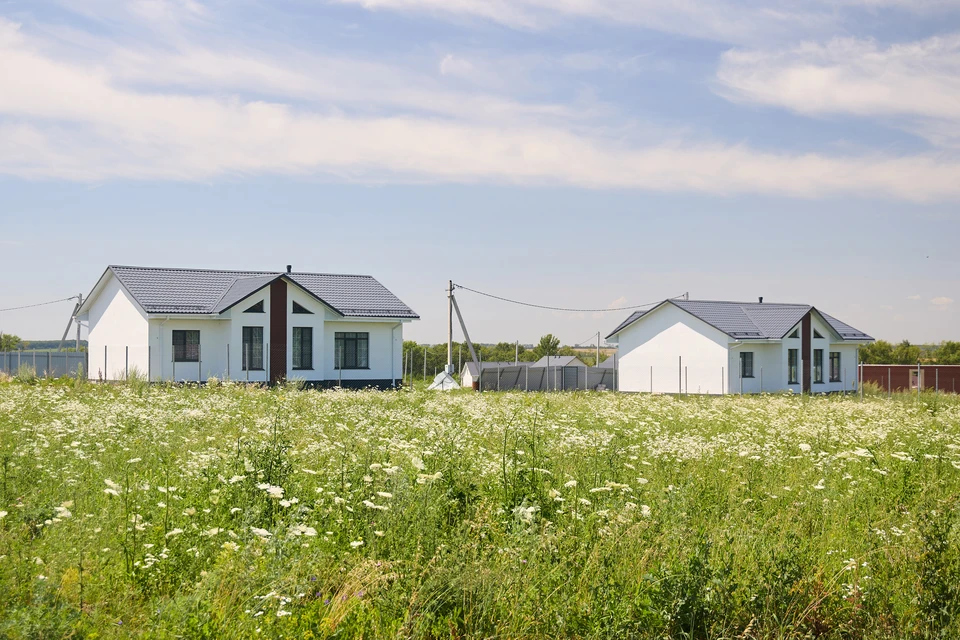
(515, 340, 519, 365)
(447, 280, 454, 374)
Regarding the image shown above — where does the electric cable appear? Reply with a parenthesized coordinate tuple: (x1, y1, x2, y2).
(452, 283, 683, 314)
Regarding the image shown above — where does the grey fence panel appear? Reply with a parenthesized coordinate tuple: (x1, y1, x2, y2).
(0, 351, 87, 377)
(477, 366, 616, 392)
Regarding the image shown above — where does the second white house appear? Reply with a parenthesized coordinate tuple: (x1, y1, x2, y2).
(605, 298, 873, 395)
(77, 265, 418, 387)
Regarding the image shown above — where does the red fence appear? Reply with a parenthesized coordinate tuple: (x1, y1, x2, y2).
(860, 364, 960, 394)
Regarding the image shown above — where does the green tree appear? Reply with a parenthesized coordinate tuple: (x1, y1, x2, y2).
(859, 340, 894, 364)
(892, 340, 922, 365)
(934, 341, 960, 364)
(0, 334, 23, 351)
(532, 334, 560, 360)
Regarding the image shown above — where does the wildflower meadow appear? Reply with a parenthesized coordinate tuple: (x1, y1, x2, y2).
(0, 377, 958, 638)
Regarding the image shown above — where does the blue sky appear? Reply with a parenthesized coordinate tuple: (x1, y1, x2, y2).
(0, 0, 958, 345)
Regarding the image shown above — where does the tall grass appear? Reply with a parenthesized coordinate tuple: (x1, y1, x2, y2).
(0, 382, 958, 638)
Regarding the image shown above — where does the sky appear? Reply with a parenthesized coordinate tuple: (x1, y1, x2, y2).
(0, 0, 958, 346)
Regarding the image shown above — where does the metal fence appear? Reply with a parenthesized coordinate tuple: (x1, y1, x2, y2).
(477, 365, 617, 392)
(0, 351, 87, 378)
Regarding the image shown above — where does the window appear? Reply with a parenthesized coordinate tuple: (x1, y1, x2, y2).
(292, 327, 313, 370)
(788, 329, 800, 339)
(292, 301, 313, 315)
(830, 352, 841, 382)
(172, 330, 200, 362)
(243, 300, 264, 313)
(814, 349, 824, 383)
(740, 351, 754, 378)
(788, 349, 799, 384)
(335, 332, 369, 369)
(813, 329, 824, 339)
(242, 326, 263, 370)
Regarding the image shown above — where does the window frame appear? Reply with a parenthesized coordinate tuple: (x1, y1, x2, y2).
(787, 348, 799, 384)
(788, 328, 800, 339)
(292, 300, 314, 315)
(172, 330, 200, 363)
(292, 327, 313, 370)
(813, 329, 824, 339)
(829, 351, 841, 383)
(813, 348, 824, 383)
(242, 326, 264, 371)
(739, 351, 754, 379)
(243, 300, 264, 313)
(335, 331, 370, 370)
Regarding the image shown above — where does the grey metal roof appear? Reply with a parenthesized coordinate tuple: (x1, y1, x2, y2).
(106, 266, 418, 318)
(597, 356, 617, 369)
(607, 299, 871, 341)
(531, 355, 586, 368)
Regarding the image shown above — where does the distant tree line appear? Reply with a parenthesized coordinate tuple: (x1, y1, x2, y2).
(858, 340, 960, 365)
(403, 334, 608, 379)
(0, 335, 87, 352)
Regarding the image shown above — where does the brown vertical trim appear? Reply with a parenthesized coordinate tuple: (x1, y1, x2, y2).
(801, 312, 811, 393)
(270, 280, 287, 384)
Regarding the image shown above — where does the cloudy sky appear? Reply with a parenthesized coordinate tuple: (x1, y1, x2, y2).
(0, 0, 958, 345)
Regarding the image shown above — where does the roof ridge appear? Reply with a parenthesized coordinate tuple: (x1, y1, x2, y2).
(110, 265, 375, 279)
(680, 299, 811, 307)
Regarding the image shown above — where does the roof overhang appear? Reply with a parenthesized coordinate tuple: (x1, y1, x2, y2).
(77, 266, 150, 319)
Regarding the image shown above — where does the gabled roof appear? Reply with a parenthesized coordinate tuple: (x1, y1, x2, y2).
(531, 355, 586, 368)
(82, 266, 418, 319)
(607, 299, 872, 341)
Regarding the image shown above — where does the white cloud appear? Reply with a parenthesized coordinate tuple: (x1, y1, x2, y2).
(907, 294, 922, 300)
(3, 18, 960, 199)
(332, 0, 960, 44)
(715, 34, 960, 147)
(931, 297, 954, 305)
(333, 0, 836, 44)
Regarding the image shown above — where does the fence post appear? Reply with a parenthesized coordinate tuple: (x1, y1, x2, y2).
(148, 346, 152, 382)
(198, 344, 202, 382)
(497, 364, 500, 392)
(935, 368, 938, 395)
(739, 361, 743, 397)
(721, 366, 724, 395)
(685, 366, 688, 396)
(226, 343, 230, 380)
(917, 362, 921, 402)
(760, 367, 763, 394)
(47, 352, 51, 377)
(422, 346, 426, 380)
(679, 356, 682, 395)
(125, 346, 129, 380)
(246, 343, 250, 383)
(525, 365, 528, 392)
(104, 345, 107, 381)
(33, 351, 36, 372)
(888, 367, 891, 399)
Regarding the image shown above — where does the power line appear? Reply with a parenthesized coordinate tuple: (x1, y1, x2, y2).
(0, 296, 79, 313)
(452, 283, 681, 314)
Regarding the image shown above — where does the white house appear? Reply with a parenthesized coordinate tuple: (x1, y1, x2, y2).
(605, 299, 873, 395)
(77, 265, 418, 387)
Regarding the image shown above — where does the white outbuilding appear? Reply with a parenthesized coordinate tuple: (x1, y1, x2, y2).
(77, 265, 418, 387)
(605, 298, 873, 395)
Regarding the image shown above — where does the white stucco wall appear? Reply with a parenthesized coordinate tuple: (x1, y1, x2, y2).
(85, 274, 150, 380)
(286, 287, 328, 381)
(223, 290, 271, 383)
(616, 303, 730, 394)
(324, 320, 403, 384)
(149, 317, 231, 382)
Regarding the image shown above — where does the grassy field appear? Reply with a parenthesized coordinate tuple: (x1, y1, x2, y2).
(0, 378, 958, 639)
